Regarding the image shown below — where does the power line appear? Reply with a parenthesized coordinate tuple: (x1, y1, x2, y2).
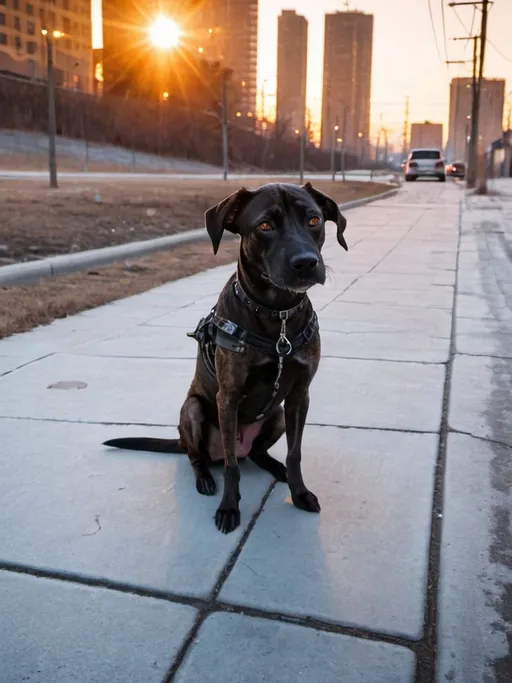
(487, 39, 512, 64)
(428, 0, 445, 65)
(452, 5, 511, 62)
(440, 0, 449, 62)
(469, 6, 476, 36)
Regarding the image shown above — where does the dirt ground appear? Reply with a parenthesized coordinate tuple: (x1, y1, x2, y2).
(0, 240, 240, 339)
(0, 177, 389, 264)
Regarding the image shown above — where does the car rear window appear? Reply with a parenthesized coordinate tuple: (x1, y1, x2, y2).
(411, 150, 441, 160)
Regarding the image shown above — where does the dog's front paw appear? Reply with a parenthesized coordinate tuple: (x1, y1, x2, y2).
(215, 506, 241, 534)
(196, 471, 217, 496)
(292, 489, 321, 513)
(266, 459, 287, 483)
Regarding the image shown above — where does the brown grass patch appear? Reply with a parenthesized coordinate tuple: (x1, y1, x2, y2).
(0, 177, 389, 263)
(0, 240, 239, 339)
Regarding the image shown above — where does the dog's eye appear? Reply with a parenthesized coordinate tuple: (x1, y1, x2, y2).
(308, 216, 321, 227)
(259, 222, 273, 232)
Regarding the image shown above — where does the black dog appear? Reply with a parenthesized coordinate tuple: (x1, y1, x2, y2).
(105, 182, 347, 533)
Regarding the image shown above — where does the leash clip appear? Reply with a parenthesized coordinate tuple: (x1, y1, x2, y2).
(276, 313, 293, 356)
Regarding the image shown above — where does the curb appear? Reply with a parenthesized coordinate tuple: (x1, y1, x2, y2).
(0, 186, 400, 287)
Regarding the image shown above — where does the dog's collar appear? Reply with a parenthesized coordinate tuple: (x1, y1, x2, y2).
(233, 279, 307, 320)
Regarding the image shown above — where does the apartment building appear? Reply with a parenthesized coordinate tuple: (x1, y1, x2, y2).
(0, 0, 93, 92)
(321, 10, 373, 153)
(447, 77, 505, 160)
(276, 9, 307, 135)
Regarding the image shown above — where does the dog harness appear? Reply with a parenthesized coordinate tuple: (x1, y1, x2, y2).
(187, 279, 319, 420)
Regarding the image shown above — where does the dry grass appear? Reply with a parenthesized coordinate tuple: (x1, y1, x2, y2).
(0, 240, 239, 339)
(0, 177, 389, 264)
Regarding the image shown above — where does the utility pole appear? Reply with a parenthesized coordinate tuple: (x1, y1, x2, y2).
(43, 29, 58, 188)
(340, 105, 348, 181)
(331, 116, 339, 181)
(449, 0, 491, 188)
(402, 96, 409, 158)
(221, 68, 229, 181)
(299, 129, 305, 184)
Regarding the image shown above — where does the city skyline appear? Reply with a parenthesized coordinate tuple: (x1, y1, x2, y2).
(256, 0, 511, 147)
(91, 0, 512, 147)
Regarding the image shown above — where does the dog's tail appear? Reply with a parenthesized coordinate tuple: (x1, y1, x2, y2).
(103, 437, 186, 454)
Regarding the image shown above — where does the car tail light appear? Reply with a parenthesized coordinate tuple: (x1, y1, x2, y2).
(435, 161, 444, 168)
(409, 161, 418, 168)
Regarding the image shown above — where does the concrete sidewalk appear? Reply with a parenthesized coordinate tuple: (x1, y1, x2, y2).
(0, 181, 510, 683)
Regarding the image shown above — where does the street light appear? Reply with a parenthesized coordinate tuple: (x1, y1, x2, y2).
(148, 15, 181, 49)
(41, 27, 64, 188)
(294, 128, 306, 183)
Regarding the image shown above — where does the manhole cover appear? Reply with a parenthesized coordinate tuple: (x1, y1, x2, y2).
(47, 380, 88, 390)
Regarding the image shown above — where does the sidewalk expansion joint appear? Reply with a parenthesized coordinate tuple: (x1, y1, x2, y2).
(414, 195, 463, 683)
(449, 428, 512, 451)
(161, 481, 277, 683)
(0, 415, 440, 437)
(307, 422, 438, 436)
(319, 355, 447, 366)
(213, 601, 417, 650)
(457, 351, 512, 361)
(0, 353, 55, 378)
(0, 415, 173, 428)
(0, 561, 203, 611)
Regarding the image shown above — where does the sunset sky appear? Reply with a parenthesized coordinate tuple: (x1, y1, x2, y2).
(92, 0, 512, 147)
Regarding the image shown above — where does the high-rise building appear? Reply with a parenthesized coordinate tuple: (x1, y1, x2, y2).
(321, 10, 373, 154)
(447, 77, 505, 161)
(102, 0, 151, 98)
(276, 10, 307, 135)
(0, 0, 93, 92)
(410, 121, 443, 150)
(190, 0, 258, 119)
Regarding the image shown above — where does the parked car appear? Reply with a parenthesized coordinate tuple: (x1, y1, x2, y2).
(446, 160, 465, 179)
(405, 148, 446, 182)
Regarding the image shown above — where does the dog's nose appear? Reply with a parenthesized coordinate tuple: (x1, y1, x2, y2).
(290, 252, 319, 272)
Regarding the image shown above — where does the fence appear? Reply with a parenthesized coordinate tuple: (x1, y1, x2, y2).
(0, 74, 360, 173)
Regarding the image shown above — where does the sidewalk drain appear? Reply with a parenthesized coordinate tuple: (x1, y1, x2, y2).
(47, 380, 88, 390)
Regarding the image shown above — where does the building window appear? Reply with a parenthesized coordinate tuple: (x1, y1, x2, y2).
(27, 40, 36, 54)
(63, 17, 70, 32)
(0, 32, 6, 45)
(39, 8, 44, 22)
(64, 37, 71, 50)
(62, 0, 69, 9)
(0, 0, 6, 7)
(27, 20, 34, 35)
(14, 16, 21, 31)
(26, 3, 34, 15)
(14, 35, 22, 50)
(13, 0, 19, 9)
(0, 12, 5, 25)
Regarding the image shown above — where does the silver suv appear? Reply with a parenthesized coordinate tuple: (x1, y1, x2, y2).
(405, 148, 446, 182)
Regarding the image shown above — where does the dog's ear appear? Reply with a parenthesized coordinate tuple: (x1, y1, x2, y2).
(302, 182, 348, 251)
(204, 187, 254, 255)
